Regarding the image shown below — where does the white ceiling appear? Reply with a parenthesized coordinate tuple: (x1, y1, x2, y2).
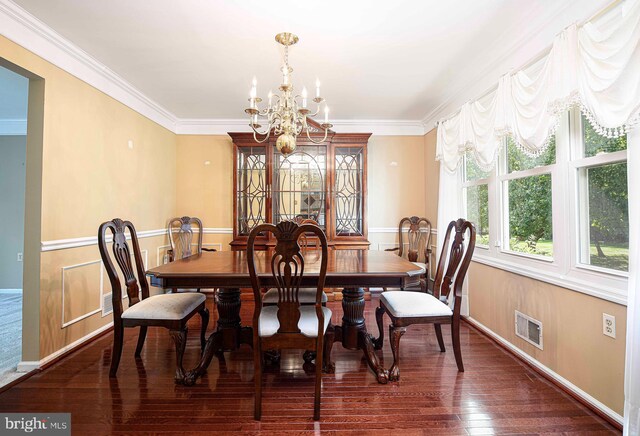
(7, 0, 610, 128)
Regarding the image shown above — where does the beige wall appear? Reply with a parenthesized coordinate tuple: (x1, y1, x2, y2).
(468, 263, 627, 415)
(367, 135, 429, 250)
(173, 134, 432, 252)
(175, 135, 234, 249)
(0, 35, 177, 360)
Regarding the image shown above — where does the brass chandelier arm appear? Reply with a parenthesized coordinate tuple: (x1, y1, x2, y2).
(249, 121, 272, 143)
(303, 118, 330, 144)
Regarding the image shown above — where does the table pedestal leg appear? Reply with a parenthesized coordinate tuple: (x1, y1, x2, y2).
(330, 287, 389, 384)
(181, 288, 252, 386)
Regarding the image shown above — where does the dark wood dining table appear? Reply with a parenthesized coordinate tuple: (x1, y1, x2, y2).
(147, 249, 423, 385)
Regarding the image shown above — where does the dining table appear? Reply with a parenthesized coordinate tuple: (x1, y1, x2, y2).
(146, 249, 424, 385)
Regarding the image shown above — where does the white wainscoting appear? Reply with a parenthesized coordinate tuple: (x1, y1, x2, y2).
(61, 259, 103, 328)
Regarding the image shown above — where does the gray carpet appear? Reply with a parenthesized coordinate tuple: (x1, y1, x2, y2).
(0, 292, 22, 374)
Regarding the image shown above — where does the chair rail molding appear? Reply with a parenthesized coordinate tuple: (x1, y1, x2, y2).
(41, 228, 232, 251)
(41, 228, 167, 251)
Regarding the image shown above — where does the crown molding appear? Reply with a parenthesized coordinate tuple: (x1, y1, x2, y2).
(0, 0, 427, 138)
(0, 118, 26, 135)
(0, 0, 177, 132)
(421, 0, 611, 128)
(176, 118, 426, 136)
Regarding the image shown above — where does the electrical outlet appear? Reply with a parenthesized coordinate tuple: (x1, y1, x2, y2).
(17, 252, 23, 262)
(603, 313, 616, 339)
(163, 254, 169, 265)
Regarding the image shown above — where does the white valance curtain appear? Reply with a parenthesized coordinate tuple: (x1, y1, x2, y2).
(436, 0, 640, 172)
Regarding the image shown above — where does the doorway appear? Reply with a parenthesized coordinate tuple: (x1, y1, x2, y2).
(0, 65, 28, 385)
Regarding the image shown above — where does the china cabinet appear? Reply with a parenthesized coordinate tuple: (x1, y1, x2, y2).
(229, 120, 371, 251)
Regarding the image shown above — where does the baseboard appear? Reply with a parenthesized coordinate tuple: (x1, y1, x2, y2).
(464, 316, 623, 429)
(17, 322, 114, 372)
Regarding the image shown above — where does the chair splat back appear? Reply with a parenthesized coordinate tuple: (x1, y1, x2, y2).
(98, 218, 149, 315)
(247, 221, 328, 335)
(168, 216, 204, 261)
(433, 219, 476, 306)
(398, 216, 432, 263)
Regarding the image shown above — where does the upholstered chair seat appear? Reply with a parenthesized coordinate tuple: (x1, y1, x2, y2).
(263, 288, 328, 304)
(375, 218, 476, 382)
(380, 291, 452, 318)
(122, 293, 206, 320)
(258, 306, 332, 337)
(248, 221, 332, 420)
(98, 218, 209, 381)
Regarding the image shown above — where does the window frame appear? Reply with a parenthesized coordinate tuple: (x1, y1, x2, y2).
(462, 158, 491, 250)
(467, 108, 630, 305)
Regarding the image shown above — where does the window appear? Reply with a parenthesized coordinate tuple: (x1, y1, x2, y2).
(502, 138, 555, 258)
(463, 153, 490, 246)
(575, 115, 628, 272)
(464, 109, 630, 304)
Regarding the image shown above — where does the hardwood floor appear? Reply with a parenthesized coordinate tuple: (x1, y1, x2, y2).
(0, 291, 22, 385)
(0, 295, 619, 435)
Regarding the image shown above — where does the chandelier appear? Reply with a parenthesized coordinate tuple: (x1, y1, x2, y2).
(245, 32, 332, 155)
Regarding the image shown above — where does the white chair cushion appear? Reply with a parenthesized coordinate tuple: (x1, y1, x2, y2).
(122, 292, 206, 320)
(381, 291, 452, 318)
(258, 305, 332, 338)
(263, 288, 328, 304)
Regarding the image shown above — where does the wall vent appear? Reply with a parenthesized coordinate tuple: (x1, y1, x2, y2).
(515, 310, 543, 350)
(102, 293, 113, 317)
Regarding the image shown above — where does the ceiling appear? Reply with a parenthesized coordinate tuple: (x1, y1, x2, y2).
(8, 0, 610, 127)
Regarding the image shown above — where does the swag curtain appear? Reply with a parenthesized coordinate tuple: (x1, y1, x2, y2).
(435, 1, 640, 431)
(436, 0, 640, 172)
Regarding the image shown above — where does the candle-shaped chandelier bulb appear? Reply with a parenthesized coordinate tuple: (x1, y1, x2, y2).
(243, 32, 332, 155)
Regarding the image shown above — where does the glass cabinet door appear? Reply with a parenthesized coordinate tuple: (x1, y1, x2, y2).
(272, 144, 327, 229)
(334, 146, 365, 236)
(236, 146, 268, 236)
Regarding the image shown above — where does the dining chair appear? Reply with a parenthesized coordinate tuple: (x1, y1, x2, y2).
(99, 218, 209, 381)
(384, 216, 433, 292)
(262, 218, 328, 305)
(375, 218, 476, 381)
(247, 220, 332, 421)
(167, 216, 217, 293)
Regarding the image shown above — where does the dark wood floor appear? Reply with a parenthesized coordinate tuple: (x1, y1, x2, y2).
(0, 295, 620, 435)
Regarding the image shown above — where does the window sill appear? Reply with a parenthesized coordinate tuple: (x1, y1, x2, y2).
(499, 248, 554, 263)
(471, 253, 627, 306)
